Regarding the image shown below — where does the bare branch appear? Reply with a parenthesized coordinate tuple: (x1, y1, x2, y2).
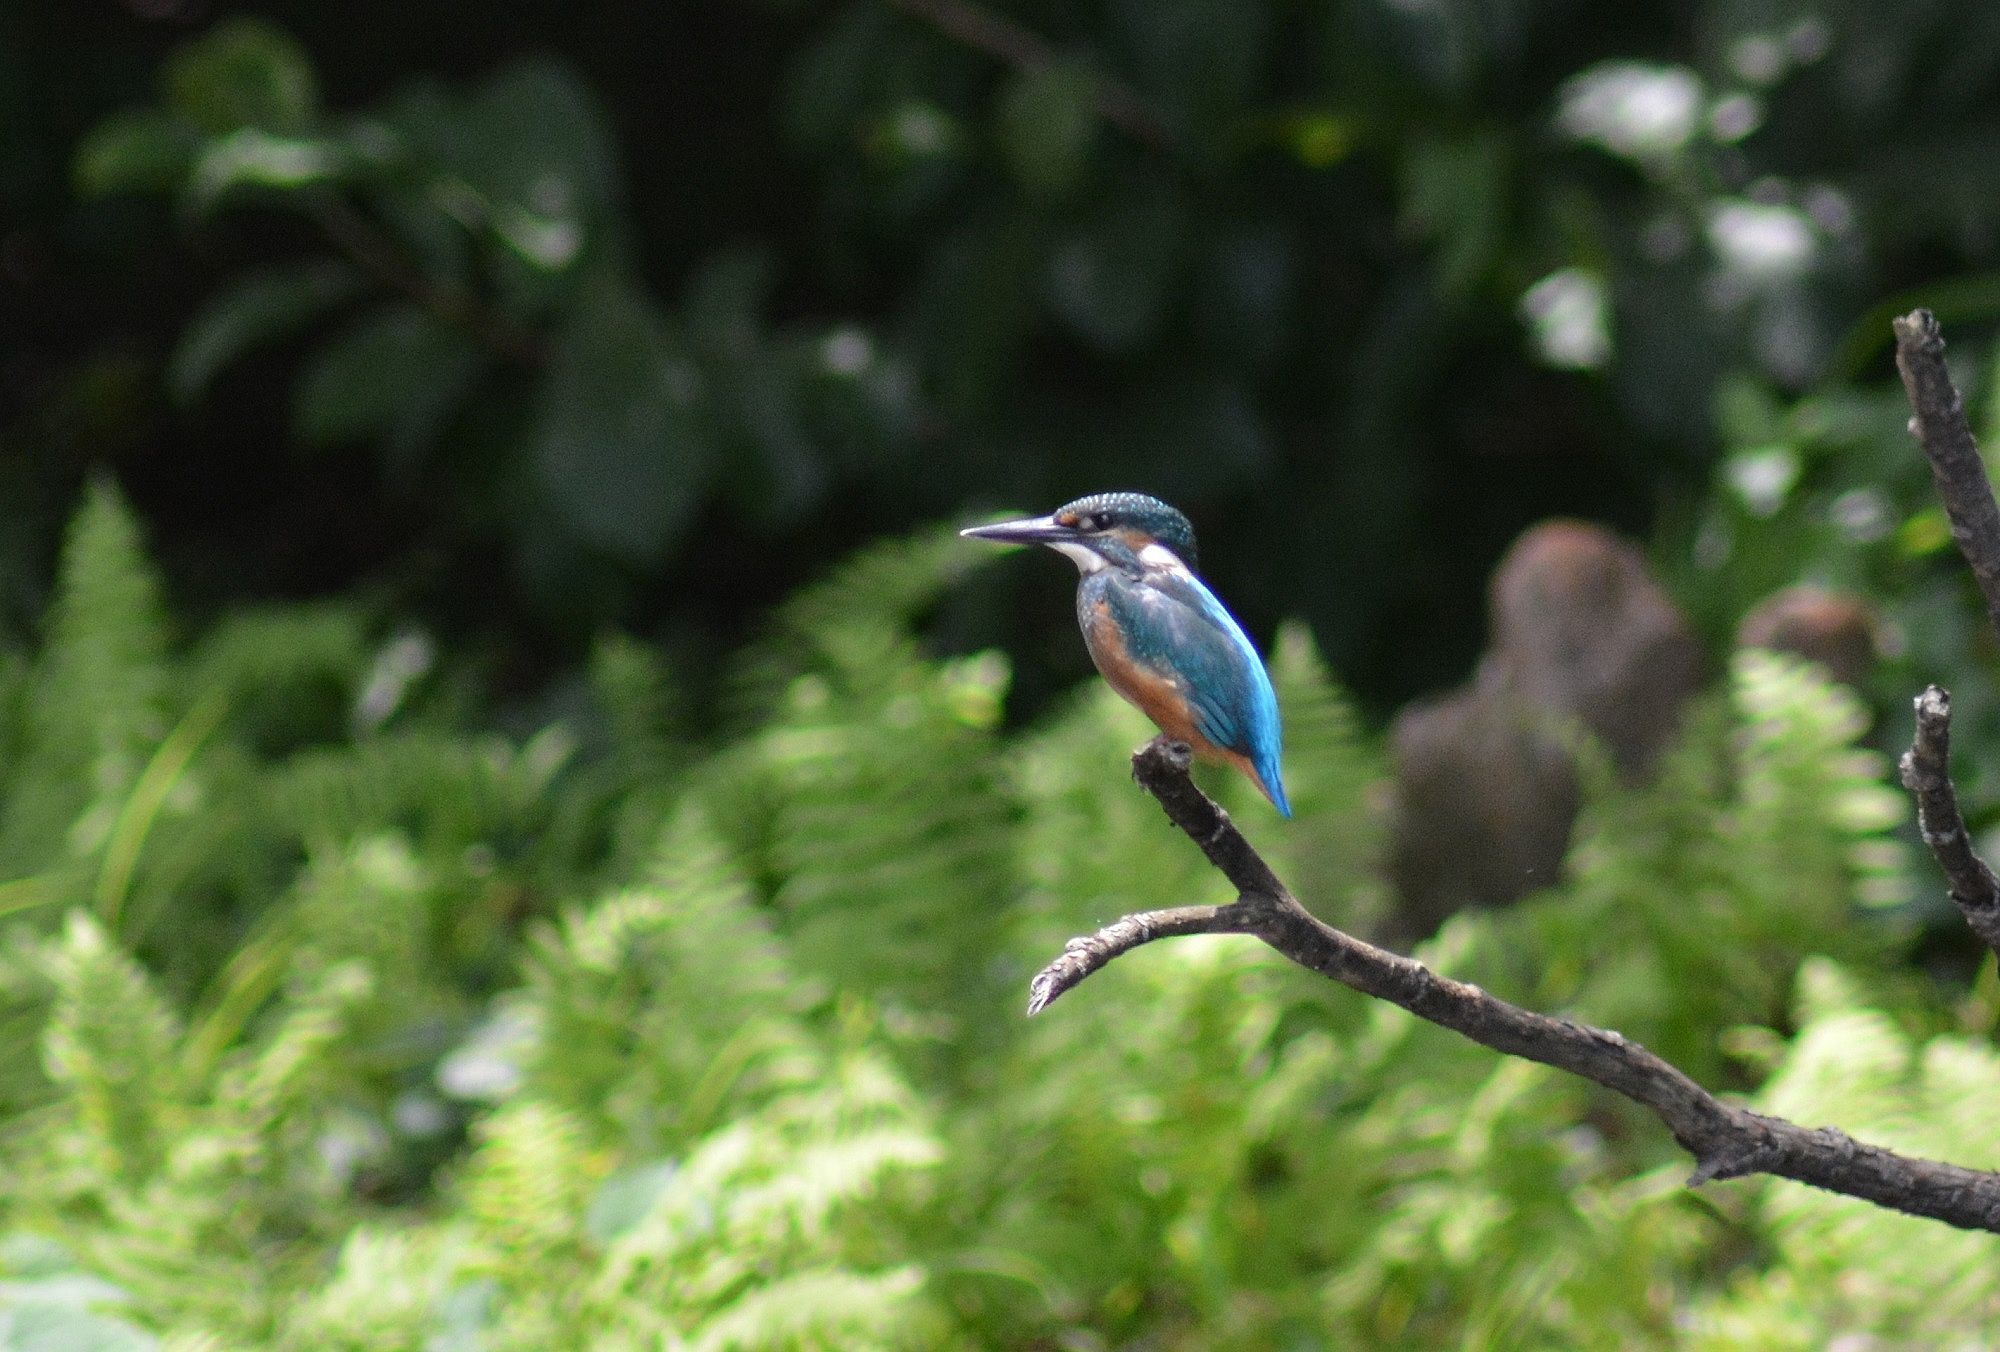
(1029, 902, 1243, 1015)
(1899, 686, 2000, 954)
(1891, 310, 2000, 964)
(1031, 738, 2000, 1233)
(880, 0, 1171, 149)
(1894, 308, 2000, 636)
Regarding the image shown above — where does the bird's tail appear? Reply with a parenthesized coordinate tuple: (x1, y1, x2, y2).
(1256, 759, 1292, 819)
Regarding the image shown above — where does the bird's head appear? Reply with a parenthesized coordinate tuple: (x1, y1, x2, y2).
(960, 492, 1198, 574)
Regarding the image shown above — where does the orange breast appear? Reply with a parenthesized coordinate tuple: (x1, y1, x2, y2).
(1082, 598, 1278, 804)
(1084, 599, 1207, 754)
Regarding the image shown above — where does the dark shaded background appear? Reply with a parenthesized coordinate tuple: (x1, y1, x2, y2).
(8, 0, 2000, 724)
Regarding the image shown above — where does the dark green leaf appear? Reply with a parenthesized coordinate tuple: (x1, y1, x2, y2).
(729, 353, 828, 525)
(162, 18, 317, 135)
(1400, 129, 1511, 296)
(371, 190, 474, 291)
(73, 110, 201, 198)
(683, 249, 777, 359)
(389, 60, 619, 273)
(994, 59, 1099, 198)
(530, 280, 714, 565)
(782, 3, 895, 151)
(292, 305, 484, 450)
(169, 261, 363, 404)
(464, 62, 619, 212)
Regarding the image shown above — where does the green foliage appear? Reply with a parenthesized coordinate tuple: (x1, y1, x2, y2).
(0, 493, 1988, 1346)
(1691, 960, 2000, 1344)
(65, 23, 923, 613)
(40, 914, 182, 1181)
(530, 279, 709, 566)
(61, 1, 2000, 702)
(292, 306, 484, 455)
(164, 20, 317, 136)
(26, 5, 2000, 1344)
(0, 481, 169, 883)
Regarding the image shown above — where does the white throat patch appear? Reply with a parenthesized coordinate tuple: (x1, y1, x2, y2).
(1050, 541, 1107, 573)
(1138, 542, 1193, 576)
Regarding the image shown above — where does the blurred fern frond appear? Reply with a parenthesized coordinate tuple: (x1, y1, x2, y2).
(0, 498, 1978, 1348)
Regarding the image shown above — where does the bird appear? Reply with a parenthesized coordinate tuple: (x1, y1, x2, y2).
(962, 491, 1290, 817)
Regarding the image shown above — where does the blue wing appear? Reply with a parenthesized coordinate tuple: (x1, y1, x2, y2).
(1096, 568, 1290, 816)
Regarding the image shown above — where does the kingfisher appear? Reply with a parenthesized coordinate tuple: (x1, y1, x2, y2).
(963, 492, 1290, 817)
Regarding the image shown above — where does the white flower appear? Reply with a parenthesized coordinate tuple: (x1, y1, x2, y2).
(1521, 269, 1611, 371)
(1557, 63, 1703, 161)
(1708, 200, 1816, 280)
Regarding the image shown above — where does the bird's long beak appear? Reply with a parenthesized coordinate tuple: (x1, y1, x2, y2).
(959, 514, 1078, 546)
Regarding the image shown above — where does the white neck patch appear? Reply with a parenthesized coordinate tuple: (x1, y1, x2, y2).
(1138, 542, 1193, 576)
(1050, 541, 1106, 573)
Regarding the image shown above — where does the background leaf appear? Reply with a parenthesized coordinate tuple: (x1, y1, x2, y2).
(71, 111, 201, 198)
(291, 305, 484, 451)
(995, 59, 1099, 198)
(169, 262, 362, 403)
(530, 279, 713, 565)
(162, 18, 318, 135)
